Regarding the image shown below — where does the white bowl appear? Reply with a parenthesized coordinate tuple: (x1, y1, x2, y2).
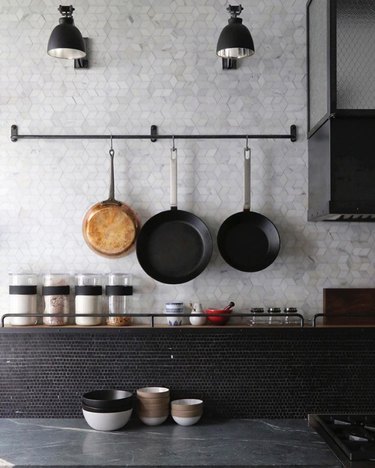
(172, 414, 202, 426)
(139, 414, 168, 426)
(82, 408, 132, 431)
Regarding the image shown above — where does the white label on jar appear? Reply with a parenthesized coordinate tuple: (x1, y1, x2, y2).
(75, 296, 101, 326)
(10, 295, 37, 326)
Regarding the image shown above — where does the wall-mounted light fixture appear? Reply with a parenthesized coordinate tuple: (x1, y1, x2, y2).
(216, 4, 255, 70)
(47, 5, 88, 69)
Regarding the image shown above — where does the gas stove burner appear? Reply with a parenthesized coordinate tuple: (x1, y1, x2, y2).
(349, 434, 369, 442)
(333, 418, 351, 426)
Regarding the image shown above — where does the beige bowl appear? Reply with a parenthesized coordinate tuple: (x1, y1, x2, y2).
(138, 401, 169, 412)
(172, 408, 203, 418)
(171, 399, 203, 411)
(138, 404, 169, 412)
(137, 387, 170, 399)
(138, 406, 169, 418)
(139, 411, 169, 419)
(137, 397, 170, 406)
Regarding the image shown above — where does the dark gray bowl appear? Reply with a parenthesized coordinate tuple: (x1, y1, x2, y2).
(82, 402, 133, 413)
(82, 389, 133, 412)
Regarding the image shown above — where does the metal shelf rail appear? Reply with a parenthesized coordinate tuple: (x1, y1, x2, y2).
(1, 312, 305, 328)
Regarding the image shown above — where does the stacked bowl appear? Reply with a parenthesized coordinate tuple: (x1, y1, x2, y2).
(82, 389, 133, 431)
(171, 399, 203, 426)
(164, 302, 184, 326)
(137, 387, 170, 426)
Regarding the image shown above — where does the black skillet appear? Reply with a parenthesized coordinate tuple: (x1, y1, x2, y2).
(136, 144, 212, 284)
(217, 146, 280, 272)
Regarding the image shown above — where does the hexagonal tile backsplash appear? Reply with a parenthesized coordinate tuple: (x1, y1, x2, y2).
(0, 0, 374, 323)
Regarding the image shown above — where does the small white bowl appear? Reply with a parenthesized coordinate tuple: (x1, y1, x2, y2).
(172, 414, 202, 426)
(82, 408, 132, 431)
(139, 414, 168, 426)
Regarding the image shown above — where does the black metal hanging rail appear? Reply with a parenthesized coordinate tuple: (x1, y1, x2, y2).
(10, 124, 297, 143)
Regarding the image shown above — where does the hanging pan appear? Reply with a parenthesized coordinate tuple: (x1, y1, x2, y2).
(82, 137, 140, 257)
(136, 139, 212, 284)
(217, 142, 280, 272)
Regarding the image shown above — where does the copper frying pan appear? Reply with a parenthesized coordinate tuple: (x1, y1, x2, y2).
(82, 141, 139, 257)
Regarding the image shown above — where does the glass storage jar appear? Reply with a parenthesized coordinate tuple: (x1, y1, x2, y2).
(106, 274, 133, 326)
(9, 273, 37, 326)
(42, 274, 70, 326)
(283, 307, 298, 326)
(249, 308, 265, 326)
(268, 307, 282, 325)
(75, 274, 102, 326)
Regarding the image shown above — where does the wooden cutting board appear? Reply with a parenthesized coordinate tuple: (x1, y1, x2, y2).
(323, 288, 375, 325)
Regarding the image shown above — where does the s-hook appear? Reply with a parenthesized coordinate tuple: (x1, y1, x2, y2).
(109, 134, 114, 157)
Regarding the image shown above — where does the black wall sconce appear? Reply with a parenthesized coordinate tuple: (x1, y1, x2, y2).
(47, 5, 88, 69)
(216, 4, 255, 70)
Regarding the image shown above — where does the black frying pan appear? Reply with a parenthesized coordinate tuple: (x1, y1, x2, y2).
(217, 147, 280, 272)
(136, 146, 212, 284)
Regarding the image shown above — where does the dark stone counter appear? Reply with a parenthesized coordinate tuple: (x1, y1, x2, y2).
(0, 418, 340, 467)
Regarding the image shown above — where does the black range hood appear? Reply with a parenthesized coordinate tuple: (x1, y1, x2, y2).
(307, 0, 375, 222)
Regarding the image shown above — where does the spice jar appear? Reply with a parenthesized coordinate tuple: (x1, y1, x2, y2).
(106, 274, 133, 326)
(42, 274, 70, 326)
(75, 274, 102, 326)
(9, 273, 38, 326)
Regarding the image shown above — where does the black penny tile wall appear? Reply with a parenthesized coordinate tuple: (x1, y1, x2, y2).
(0, 327, 374, 419)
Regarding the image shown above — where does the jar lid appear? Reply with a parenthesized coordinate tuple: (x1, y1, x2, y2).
(284, 307, 298, 313)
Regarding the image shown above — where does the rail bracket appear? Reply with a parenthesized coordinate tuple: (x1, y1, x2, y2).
(11, 125, 18, 142)
(151, 125, 158, 142)
(290, 125, 297, 142)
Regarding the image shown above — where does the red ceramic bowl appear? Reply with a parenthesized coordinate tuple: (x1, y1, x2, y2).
(205, 308, 232, 325)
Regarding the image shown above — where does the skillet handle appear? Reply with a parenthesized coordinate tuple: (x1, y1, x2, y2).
(170, 146, 177, 209)
(244, 147, 251, 211)
(108, 148, 116, 201)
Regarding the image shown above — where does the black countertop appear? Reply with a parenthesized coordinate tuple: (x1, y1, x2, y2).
(0, 418, 341, 467)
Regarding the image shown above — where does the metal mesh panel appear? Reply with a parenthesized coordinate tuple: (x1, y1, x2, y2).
(309, 0, 329, 131)
(337, 0, 375, 109)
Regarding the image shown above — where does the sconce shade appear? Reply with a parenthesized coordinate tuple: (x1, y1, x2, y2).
(47, 17, 86, 59)
(216, 18, 255, 59)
